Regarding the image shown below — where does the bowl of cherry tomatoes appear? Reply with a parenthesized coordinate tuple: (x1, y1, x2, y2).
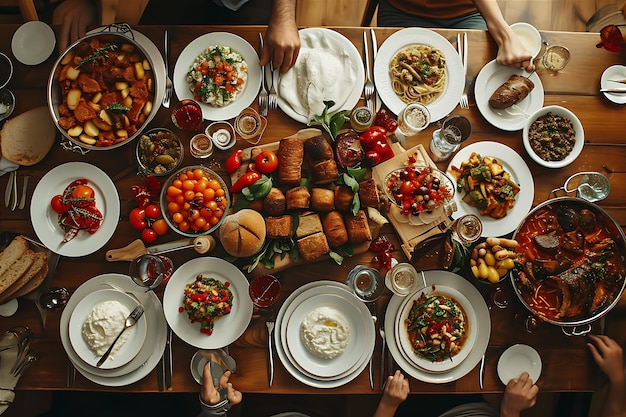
(383, 166, 454, 216)
(160, 166, 230, 237)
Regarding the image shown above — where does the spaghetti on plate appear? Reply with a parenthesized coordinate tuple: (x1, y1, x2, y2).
(389, 45, 446, 105)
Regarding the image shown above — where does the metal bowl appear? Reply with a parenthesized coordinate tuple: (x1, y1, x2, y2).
(47, 32, 159, 151)
(511, 197, 626, 330)
(135, 128, 183, 177)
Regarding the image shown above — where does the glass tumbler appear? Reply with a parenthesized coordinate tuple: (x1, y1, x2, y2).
(171, 99, 203, 131)
(429, 114, 472, 161)
(397, 103, 430, 136)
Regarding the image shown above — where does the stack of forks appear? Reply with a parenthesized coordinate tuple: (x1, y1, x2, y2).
(258, 34, 278, 116)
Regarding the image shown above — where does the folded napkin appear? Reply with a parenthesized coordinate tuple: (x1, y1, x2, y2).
(0, 330, 29, 415)
(0, 157, 18, 177)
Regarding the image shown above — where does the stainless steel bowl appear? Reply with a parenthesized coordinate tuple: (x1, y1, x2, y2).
(47, 32, 159, 151)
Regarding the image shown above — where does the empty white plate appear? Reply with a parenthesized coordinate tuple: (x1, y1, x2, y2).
(497, 344, 542, 385)
(11, 21, 56, 65)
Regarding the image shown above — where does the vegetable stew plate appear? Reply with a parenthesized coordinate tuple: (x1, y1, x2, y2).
(446, 141, 534, 238)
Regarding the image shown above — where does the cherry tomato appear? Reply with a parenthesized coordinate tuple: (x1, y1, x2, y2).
(152, 219, 169, 235)
(50, 195, 71, 214)
(144, 204, 161, 219)
(225, 150, 243, 174)
(129, 208, 147, 230)
(254, 150, 279, 174)
(71, 184, 95, 199)
(141, 228, 158, 243)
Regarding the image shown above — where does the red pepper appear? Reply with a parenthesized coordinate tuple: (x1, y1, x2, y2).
(358, 126, 387, 146)
(230, 171, 261, 193)
(371, 140, 395, 162)
(225, 149, 243, 174)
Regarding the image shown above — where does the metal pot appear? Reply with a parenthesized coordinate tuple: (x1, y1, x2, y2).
(47, 29, 159, 151)
(511, 196, 626, 334)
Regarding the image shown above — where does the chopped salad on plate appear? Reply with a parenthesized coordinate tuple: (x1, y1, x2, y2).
(181, 275, 233, 335)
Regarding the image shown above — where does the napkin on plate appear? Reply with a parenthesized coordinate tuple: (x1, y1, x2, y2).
(0, 157, 18, 177)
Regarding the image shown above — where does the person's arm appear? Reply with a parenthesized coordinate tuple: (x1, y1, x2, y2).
(499, 372, 539, 417)
(373, 370, 410, 417)
(52, 0, 100, 53)
(471, 0, 534, 71)
(259, 0, 300, 73)
(588, 334, 625, 417)
(198, 363, 243, 417)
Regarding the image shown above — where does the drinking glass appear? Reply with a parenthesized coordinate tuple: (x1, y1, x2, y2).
(190, 133, 214, 159)
(384, 262, 419, 296)
(38, 287, 70, 311)
(542, 45, 570, 71)
(129, 254, 173, 291)
(429, 114, 472, 161)
(397, 103, 430, 136)
(248, 274, 281, 308)
(347, 265, 384, 302)
(171, 99, 203, 131)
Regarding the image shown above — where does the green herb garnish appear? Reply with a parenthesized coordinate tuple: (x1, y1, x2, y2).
(76, 44, 118, 68)
(105, 103, 130, 113)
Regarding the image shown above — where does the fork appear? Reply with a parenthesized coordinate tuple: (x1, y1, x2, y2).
(96, 305, 144, 367)
(162, 30, 172, 109)
(458, 32, 469, 109)
(258, 33, 269, 116)
(268, 63, 278, 111)
(363, 31, 375, 111)
(266, 318, 275, 387)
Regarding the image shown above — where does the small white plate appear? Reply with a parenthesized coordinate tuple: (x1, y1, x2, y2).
(11, 21, 56, 65)
(601, 65, 626, 105)
(497, 344, 542, 385)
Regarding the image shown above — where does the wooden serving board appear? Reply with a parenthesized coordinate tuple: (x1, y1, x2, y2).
(371, 143, 454, 259)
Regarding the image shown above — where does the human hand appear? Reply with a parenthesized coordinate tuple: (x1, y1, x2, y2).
(381, 370, 410, 409)
(52, 0, 99, 53)
(201, 363, 242, 406)
(260, 14, 300, 73)
(500, 372, 539, 417)
(588, 334, 624, 384)
(495, 28, 535, 72)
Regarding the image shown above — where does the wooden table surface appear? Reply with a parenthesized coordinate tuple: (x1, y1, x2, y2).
(0, 24, 625, 395)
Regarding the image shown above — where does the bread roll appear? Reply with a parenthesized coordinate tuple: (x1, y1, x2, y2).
(310, 188, 335, 212)
(488, 74, 535, 109)
(0, 106, 56, 166)
(358, 178, 380, 208)
(278, 137, 304, 185)
(218, 209, 266, 257)
(344, 210, 372, 244)
(322, 211, 349, 248)
(263, 187, 286, 216)
(334, 185, 355, 212)
(305, 135, 338, 184)
(295, 212, 323, 239)
(286, 186, 311, 210)
(265, 215, 294, 239)
(297, 232, 330, 262)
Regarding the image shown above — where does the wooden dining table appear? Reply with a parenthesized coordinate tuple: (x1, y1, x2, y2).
(1, 23, 625, 396)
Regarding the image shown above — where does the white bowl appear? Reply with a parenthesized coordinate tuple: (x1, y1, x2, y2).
(510, 22, 542, 59)
(206, 121, 237, 151)
(497, 344, 542, 385)
(522, 105, 584, 168)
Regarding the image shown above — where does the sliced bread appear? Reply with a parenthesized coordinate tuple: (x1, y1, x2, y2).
(0, 235, 29, 277)
(0, 251, 48, 304)
(0, 249, 35, 296)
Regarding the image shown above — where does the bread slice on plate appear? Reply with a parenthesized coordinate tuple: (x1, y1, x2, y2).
(0, 251, 48, 304)
(0, 249, 35, 297)
(0, 235, 29, 277)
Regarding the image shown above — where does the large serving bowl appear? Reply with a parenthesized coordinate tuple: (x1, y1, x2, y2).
(48, 32, 159, 151)
(160, 166, 231, 237)
(511, 197, 626, 330)
(383, 166, 455, 216)
(522, 105, 584, 169)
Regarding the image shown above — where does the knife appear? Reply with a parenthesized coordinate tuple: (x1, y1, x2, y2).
(600, 88, 626, 93)
(106, 235, 215, 261)
(4, 171, 14, 207)
(370, 29, 381, 110)
(479, 354, 485, 389)
(164, 327, 172, 390)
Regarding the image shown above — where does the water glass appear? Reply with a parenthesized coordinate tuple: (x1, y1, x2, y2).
(347, 265, 384, 302)
(129, 254, 173, 291)
(429, 114, 471, 161)
(171, 99, 203, 131)
(384, 262, 419, 296)
(542, 45, 570, 71)
(397, 103, 430, 136)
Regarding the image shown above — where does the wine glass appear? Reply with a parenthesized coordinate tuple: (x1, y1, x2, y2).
(171, 99, 203, 132)
(38, 287, 70, 311)
(248, 274, 281, 309)
(129, 254, 173, 292)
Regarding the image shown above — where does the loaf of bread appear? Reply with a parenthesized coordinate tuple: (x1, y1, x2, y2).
(488, 74, 535, 109)
(265, 215, 294, 239)
(358, 179, 380, 208)
(322, 211, 349, 248)
(334, 185, 355, 212)
(218, 209, 266, 257)
(0, 251, 48, 304)
(297, 232, 330, 262)
(344, 210, 372, 244)
(263, 187, 286, 216)
(305, 135, 339, 184)
(295, 211, 323, 239)
(286, 186, 311, 210)
(310, 188, 335, 212)
(278, 137, 304, 185)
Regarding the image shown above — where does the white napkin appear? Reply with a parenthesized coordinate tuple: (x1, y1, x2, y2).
(0, 157, 18, 177)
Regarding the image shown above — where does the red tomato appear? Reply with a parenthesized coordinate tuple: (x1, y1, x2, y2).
(141, 228, 158, 243)
(399, 180, 416, 196)
(50, 195, 71, 214)
(71, 184, 95, 199)
(129, 208, 147, 230)
(254, 150, 278, 174)
(144, 204, 162, 219)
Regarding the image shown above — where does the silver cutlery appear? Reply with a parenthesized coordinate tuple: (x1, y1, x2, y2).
(363, 31, 375, 111)
(258, 33, 269, 117)
(379, 320, 386, 391)
(479, 354, 486, 389)
(18, 175, 29, 210)
(163, 30, 172, 109)
(96, 305, 144, 367)
(458, 32, 469, 109)
(600, 87, 626, 93)
(366, 302, 377, 390)
(608, 79, 626, 84)
(266, 318, 275, 387)
(164, 326, 172, 390)
(12, 351, 41, 378)
(268, 63, 278, 111)
(370, 29, 380, 111)
(4, 170, 14, 207)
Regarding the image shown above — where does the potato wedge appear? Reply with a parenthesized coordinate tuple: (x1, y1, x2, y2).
(84, 120, 100, 137)
(98, 109, 113, 126)
(115, 129, 129, 139)
(134, 62, 145, 80)
(66, 88, 82, 110)
(60, 51, 75, 66)
(92, 117, 113, 131)
(66, 66, 81, 81)
(115, 81, 129, 91)
(79, 134, 97, 145)
(67, 125, 83, 137)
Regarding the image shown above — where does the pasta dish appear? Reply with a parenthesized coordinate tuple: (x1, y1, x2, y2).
(389, 45, 446, 105)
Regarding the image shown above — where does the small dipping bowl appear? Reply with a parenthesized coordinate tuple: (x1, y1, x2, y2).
(234, 107, 266, 145)
(248, 274, 281, 308)
(206, 121, 236, 151)
(0, 89, 15, 122)
(0, 52, 13, 90)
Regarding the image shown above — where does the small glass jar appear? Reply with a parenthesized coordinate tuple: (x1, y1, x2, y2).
(452, 214, 482, 245)
(190, 133, 214, 159)
(350, 106, 374, 132)
(385, 262, 419, 296)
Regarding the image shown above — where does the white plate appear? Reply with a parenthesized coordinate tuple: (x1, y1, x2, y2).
(163, 257, 253, 349)
(30, 162, 120, 257)
(276, 28, 365, 124)
(385, 270, 490, 384)
(280, 284, 373, 382)
(88, 27, 166, 113)
(11, 21, 55, 65)
(374, 28, 464, 122)
(68, 289, 147, 370)
(285, 292, 370, 378)
(60, 273, 167, 386)
(275, 281, 374, 388)
(497, 344, 542, 385)
(474, 60, 544, 131)
(173, 32, 262, 121)
(395, 285, 477, 373)
(447, 142, 534, 237)
(600, 65, 626, 104)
